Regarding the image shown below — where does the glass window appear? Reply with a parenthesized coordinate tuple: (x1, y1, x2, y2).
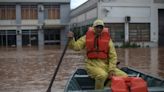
(0, 30, 6, 35)
(21, 5, 38, 19)
(0, 5, 16, 20)
(22, 30, 38, 46)
(129, 23, 150, 42)
(7, 30, 16, 35)
(105, 23, 124, 42)
(44, 5, 60, 19)
(44, 30, 59, 40)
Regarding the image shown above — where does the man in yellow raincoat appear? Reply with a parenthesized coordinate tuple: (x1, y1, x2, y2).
(68, 19, 127, 89)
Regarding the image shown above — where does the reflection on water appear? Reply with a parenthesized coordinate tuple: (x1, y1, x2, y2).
(0, 46, 164, 92)
(117, 48, 164, 77)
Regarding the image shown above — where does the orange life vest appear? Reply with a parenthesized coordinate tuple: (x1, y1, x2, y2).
(86, 27, 110, 59)
(111, 76, 148, 92)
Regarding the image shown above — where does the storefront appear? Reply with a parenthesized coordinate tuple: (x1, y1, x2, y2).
(0, 30, 16, 47)
(158, 9, 164, 46)
(22, 30, 38, 47)
(44, 29, 60, 45)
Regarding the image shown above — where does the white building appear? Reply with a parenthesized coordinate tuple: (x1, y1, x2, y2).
(70, 0, 164, 47)
(0, 0, 70, 48)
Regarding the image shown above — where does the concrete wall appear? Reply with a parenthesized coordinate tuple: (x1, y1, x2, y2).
(86, 8, 97, 20)
(154, 0, 164, 3)
(70, 0, 98, 17)
(99, 2, 151, 23)
(98, 0, 157, 47)
(0, 0, 70, 3)
(107, 0, 151, 3)
(60, 4, 70, 24)
(0, 1, 70, 47)
(38, 4, 44, 48)
(16, 4, 22, 48)
(70, 8, 97, 24)
(70, 0, 164, 47)
(60, 4, 70, 45)
(151, 2, 164, 46)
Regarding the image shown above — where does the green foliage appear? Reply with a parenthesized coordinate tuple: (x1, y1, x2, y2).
(146, 45, 149, 48)
(120, 42, 140, 48)
(115, 45, 119, 48)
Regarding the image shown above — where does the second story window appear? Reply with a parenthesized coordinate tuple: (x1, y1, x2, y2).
(44, 5, 60, 19)
(21, 5, 38, 19)
(0, 5, 16, 20)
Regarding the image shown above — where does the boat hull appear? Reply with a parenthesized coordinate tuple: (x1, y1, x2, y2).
(64, 67, 164, 92)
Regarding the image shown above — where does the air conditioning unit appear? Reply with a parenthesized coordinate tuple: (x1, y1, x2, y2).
(125, 16, 131, 23)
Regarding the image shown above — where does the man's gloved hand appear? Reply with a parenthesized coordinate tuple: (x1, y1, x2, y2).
(108, 70, 116, 79)
(67, 31, 74, 38)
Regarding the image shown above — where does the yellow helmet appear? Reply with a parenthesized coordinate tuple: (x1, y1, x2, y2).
(93, 19, 104, 27)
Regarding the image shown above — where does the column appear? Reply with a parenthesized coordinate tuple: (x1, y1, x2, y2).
(38, 4, 44, 49)
(16, 4, 22, 48)
(124, 22, 129, 43)
(38, 30, 44, 49)
(60, 29, 67, 46)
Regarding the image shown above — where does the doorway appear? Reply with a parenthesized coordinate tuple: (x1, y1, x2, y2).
(0, 30, 16, 48)
(22, 30, 38, 47)
(44, 29, 60, 45)
(158, 9, 164, 46)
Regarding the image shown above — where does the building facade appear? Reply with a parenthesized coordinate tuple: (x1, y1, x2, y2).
(0, 0, 70, 48)
(70, 0, 164, 47)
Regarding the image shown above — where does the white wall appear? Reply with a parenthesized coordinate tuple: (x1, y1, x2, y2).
(77, 14, 85, 23)
(0, 20, 16, 26)
(0, 0, 70, 3)
(70, 8, 97, 24)
(151, 3, 164, 44)
(86, 8, 97, 20)
(99, 2, 151, 23)
(100, 6, 151, 23)
(107, 0, 151, 3)
(70, 0, 164, 47)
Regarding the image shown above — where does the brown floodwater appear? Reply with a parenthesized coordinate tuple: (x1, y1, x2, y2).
(0, 46, 164, 92)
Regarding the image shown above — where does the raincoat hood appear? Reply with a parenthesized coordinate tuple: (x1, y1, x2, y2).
(93, 19, 104, 27)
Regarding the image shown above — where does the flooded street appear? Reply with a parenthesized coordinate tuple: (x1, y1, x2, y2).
(0, 46, 164, 92)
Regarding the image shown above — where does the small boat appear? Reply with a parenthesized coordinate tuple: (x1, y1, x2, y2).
(64, 67, 164, 92)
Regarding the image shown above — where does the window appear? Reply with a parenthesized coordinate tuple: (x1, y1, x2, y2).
(44, 29, 60, 45)
(0, 5, 16, 20)
(21, 5, 38, 19)
(22, 30, 38, 46)
(129, 23, 150, 42)
(105, 23, 124, 42)
(44, 5, 60, 19)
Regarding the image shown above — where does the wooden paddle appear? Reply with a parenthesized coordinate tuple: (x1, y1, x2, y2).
(46, 39, 70, 92)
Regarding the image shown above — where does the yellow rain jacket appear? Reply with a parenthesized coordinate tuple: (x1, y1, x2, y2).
(69, 33, 127, 89)
(69, 19, 127, 89)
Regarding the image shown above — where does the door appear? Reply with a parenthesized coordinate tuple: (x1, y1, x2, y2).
(159, 9, 164, 46)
